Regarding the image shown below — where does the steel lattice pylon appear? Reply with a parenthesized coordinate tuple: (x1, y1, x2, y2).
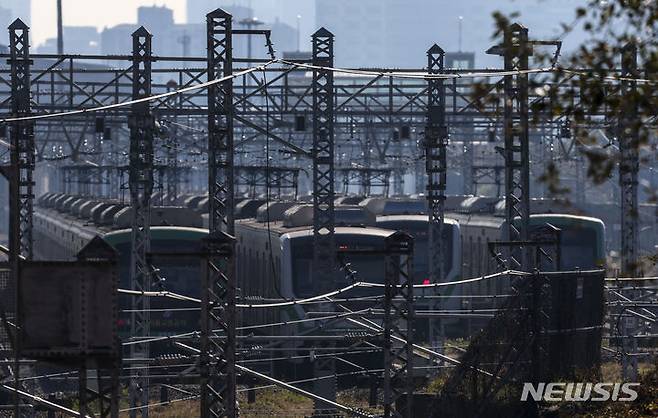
(200, 8, 237, 418)
(619, 42, 639, 278)
(312, 27, 336, 280)
(425, 44, 448, 353)
(383, 232, 415, 418)
(501, 23, 531, 270)
(8, 19, 34, 262)
(311, 27, 338, 415)
(425, 44, 447, 283)
(128, 26, 154, 418)
(618, 42, 640, 381)
(165, 81, 180, 205)
(4, 18, 35, 417)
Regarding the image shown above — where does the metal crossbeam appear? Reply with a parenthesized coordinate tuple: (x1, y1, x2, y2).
(200, 8, 237, 418)
(337, 167, 391, 196)
(128, 26, 154, 418)
(235, 166, 299, 198)
(383, 232, 415, 418)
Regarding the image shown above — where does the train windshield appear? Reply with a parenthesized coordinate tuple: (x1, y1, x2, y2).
(560, 228, 598, 270)
(376, 219, 453, 281)
(291, 233, 388, 298)
(114, 239, 203, 296)
(113, 237, 203, 337)
(530, 222, 600, 271)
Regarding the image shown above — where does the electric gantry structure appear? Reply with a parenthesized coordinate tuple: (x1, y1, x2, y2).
(0, 10, 655, 418)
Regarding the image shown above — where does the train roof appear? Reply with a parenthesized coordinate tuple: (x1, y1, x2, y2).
(449, 211, 605, 230)
(36, 195, 203, 233)
(335, 195, 368, 205)
(237, 204, 376, 233)
(237, 218, 379, 235)
(103, 226, 208, 246)
(375, 214, 459, 226)
(359, 197, 427, 215)
(459, 196, 502, 213)
(282, 226, 397, 240)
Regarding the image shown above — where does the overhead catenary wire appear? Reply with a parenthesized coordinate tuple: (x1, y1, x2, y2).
(3, 59, 657, 126)
(0, 60, 279, 124)
(280, 59, 658, 84)
(116, 269, 525, 309)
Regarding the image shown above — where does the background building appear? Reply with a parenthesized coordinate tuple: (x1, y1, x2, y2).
(187, 0, 304, 55)
(315, 0, 588, 68)
(37, 26, 100, 54)
(187, 1, 252, 24)
(0, 0, 30, 27)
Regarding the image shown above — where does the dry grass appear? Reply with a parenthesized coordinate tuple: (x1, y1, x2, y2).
(121, 388, 315, 418)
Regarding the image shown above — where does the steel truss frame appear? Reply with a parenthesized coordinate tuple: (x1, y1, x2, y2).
(310, 27, 338, 416)
(497, 23, 531, 270)
(128, 26, 155, 418)
(200, 8, 238, 418)
(382, 231, 415, 418)
(337, 167, 391, 197)
(235, 165, 299, 199)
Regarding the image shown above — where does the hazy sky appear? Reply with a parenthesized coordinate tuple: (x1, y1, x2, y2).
(31, 1, 188, 46)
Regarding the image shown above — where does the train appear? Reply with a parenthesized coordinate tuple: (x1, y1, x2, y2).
(32, 190, 612, 368)
(33, 192, 207, 348)
(349, 196, 607, 336)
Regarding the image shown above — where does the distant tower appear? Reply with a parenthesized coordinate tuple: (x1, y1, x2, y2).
(57, 0, 63, 54)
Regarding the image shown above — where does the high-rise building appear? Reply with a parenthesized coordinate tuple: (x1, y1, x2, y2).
(187, 1, 252, 24)
(138, 5, 175, 31)
(101, 23, 137, 56)
(315, 0, 437, 67)
(315, 0, 588, 68)
(0, 6, 11, 33)
(268, 18, 297, 55)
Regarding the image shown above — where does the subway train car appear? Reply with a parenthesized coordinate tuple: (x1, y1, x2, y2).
(236, 203, 391, 326)
(451, 211, 606, 334)
(375, 214, 462, 338)
(235, 203, 404, 378)
(33, 193, 208, 348)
